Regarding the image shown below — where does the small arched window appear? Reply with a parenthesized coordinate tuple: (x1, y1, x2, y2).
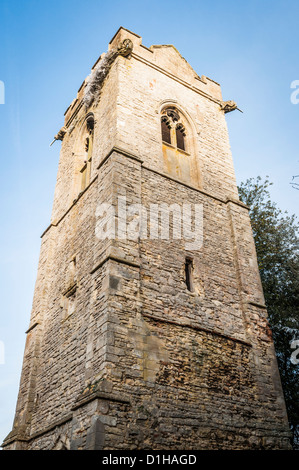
(160, 105, 201, 187)
(161, 107, 187, 152)
(80, 115, 94, 191)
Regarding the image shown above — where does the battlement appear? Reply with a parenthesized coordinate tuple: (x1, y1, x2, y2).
(64, 27, 222, 125)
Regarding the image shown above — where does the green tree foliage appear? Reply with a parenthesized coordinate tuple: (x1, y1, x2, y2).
(238, 176, 299, 448)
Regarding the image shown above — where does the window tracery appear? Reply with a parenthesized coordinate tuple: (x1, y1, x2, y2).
(161, 107, 187, 152)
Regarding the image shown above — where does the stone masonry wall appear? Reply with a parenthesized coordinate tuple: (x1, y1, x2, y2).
(3, 28, 291, 450)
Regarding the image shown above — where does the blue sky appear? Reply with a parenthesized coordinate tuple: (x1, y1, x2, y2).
(0, 0, 298, 445)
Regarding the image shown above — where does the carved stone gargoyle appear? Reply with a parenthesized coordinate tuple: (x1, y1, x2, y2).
(54, 127, 67, 141)
(220, 100, 243, 113)
(117, 38, 133, 58)
(50, 127, 66, 146)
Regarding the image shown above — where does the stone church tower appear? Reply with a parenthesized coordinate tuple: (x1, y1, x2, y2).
(3, 28, 291, 450)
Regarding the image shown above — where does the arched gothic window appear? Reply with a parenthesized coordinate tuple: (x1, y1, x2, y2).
(161, 107, 187, 152)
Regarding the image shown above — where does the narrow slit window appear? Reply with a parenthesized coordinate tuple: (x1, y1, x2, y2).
(176, 125, 186, 151)
(79, 115, 94, 193)
(86, 116, 94, 134)
(185, 257, 194, 292)
(161, 117, 171, 144)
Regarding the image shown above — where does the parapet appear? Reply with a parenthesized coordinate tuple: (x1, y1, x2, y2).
(63, 26, 223, 128)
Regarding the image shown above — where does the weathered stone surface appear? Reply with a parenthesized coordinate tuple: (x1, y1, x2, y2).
(2, 27, 291, 450)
